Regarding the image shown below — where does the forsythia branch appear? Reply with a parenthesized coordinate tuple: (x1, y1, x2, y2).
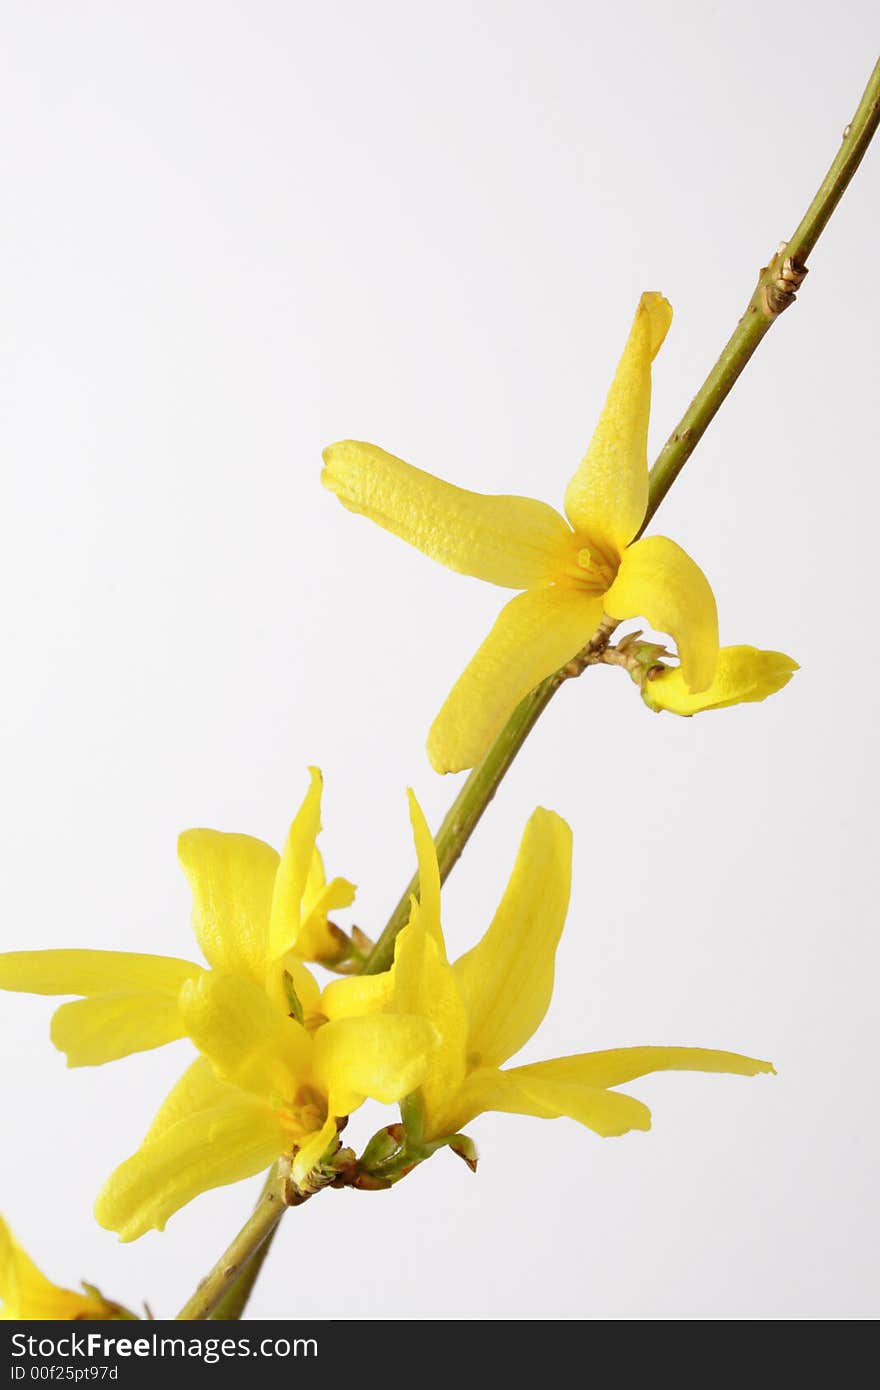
(361, 54, 880, 978)
(176, 1162, 293, 1321)
(175, 54, 880, 1321)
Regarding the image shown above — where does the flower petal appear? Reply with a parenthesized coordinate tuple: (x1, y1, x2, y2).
(291, 1117, 338, 1188)
(643, 646, 799, 715)
(95, 1095, 281, 1241)
(0, 949, 199, 998)
(321, 972, 395, 1021)
(406, 790, 444, 953)
(297, 859, 357, 964)
(312, 1012, 438, 1115)
(50, 993, 188, 1067)
(179, 973, 311, 1100)
(428, 587, 605, 773)
(564, 292, 672, 552)
(511, 1047, 775, 1090)
(178, 829, 279, 982)
(392, 917, 468, 1139)
(453, 808, 572, 1069)
(269, 768, 322, 960)
(437, 1066, 651, 1138)
(142, 1057, 236, 1143)
(604, 535, 719, 691)
(0, 1217, 100, 1320)
(322, 440, 574, 589)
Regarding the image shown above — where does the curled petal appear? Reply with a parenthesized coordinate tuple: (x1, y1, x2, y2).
(604, 535, 719, 692)
(297, 863, 357, 964)
(643, 646, 798, 715)
(322, 440, 574, 589)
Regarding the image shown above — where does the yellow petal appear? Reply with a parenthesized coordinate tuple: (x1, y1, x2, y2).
(436, 1066, 651, 1138)
(0, 949, 199, 997)
(512, 1047, 775, 1089)
(312, 1013, 438, 1115)
(269, 768, 322, 960)
(428, 587, 605, 773)
(406, 790, 444, 953)
(178, 829, 279, 983)
(392, 919, 468, 1139)
(50, 993, 188, 1067)
(1, 1216, 104, 1320)
(453, 808, 572, 1070)
(297, 863, 357, 964)
(321, 971, 395, 1021)
(643, 646, 799, 715)
(322, 440, 574, 590)
(179, 973, 311, 1100)
(291, 1116, 338, 1188)
(142, 1057, 237, 1143)
(604, 535, 719, 692)
(564, 292, 672, 552)
(95, 1095, 282, 1241)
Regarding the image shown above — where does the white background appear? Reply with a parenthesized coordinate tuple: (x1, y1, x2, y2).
(1, 2, 877, 1321)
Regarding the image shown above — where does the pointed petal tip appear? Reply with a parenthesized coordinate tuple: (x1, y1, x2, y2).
(638, 292, 673, 356)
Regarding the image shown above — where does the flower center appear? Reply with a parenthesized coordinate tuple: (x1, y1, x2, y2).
(278, 1085, 327, 1141)
(560, 535, 618, 594)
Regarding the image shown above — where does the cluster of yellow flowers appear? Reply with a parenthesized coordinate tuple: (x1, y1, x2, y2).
(0, 294, 795, 1316)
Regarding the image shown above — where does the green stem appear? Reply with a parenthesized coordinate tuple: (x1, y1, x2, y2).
(645, 56, 880, 524)
(363, 670, 565, 974)
(176, 1163, 290, 1321)
(208, 1223, 280, 1321)
(206, 1169, 285, 1321)
(361, 54, 880, 976)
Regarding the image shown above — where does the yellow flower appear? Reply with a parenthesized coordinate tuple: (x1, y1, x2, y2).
(323, 293, 720, 772)
(95, 977, 437, 1241)
(1, 1215, 128, 1320)
(643, 645, 799, 715)
(0, 768, 354, 1066)
(324, 794, 774, 1146)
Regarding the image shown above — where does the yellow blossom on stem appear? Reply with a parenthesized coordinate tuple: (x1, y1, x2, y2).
(0, 1216, 132, 1320)
(0, 768, 354, 1066)
(323, 293, 721, 772)
(325, 793, 774, 1150)
(642, 645, 799, 715)
(95, 977, 437, 1241)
